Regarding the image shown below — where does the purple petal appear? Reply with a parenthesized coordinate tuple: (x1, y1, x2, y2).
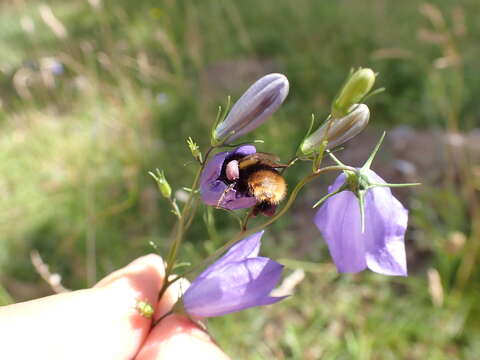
(314, 170, 408, 276)
(362, 170, 408, 276)
(198, 231, 264, 278)
(200, 145, 257, 210)
(328, 172, 347, 193)
(183, 257, 284, 317)
(314, 188, 367, 273)
(215, 74, 289, 142)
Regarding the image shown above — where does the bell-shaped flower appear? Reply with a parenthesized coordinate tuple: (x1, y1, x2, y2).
(213, 73, 289, 144)
(181, 231, 285, 317)
(314, 169, 408, 276)
(313, 133, 416, 276)
(300, 104, 370, 155)
(200, 145, 257, 210)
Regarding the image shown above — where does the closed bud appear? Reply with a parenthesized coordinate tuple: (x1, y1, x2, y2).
(300, 104, 370, 155)
(149, 169, 172, 199)
(331, 68, 375, 118)
(186, 137, 202, 162)
(213, 73, 289, 144)
(136, 300, 154, 318)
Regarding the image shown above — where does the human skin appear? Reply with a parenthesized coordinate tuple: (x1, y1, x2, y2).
(0, 254, 230, 360)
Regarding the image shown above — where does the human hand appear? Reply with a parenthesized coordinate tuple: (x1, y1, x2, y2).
(0, 254, 230, 360)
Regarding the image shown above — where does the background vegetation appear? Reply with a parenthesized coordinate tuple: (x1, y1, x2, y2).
(0, 0, 479, 358)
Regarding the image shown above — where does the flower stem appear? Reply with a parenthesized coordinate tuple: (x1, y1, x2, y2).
(241, 208, 255, 231)
(160, 146, 214, 300)
(152, 310, 174, 327)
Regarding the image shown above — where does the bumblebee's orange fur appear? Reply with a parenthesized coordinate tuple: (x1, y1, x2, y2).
(247, 169, 287, 204)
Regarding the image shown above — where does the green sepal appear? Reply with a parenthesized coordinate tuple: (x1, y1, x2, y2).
(296, 113, 318, 157)
(358, 189, 366, 233)
(367, 182, 421, 189)
(312, 184, 348, 208)
(361, 131, 386, 170)
(211, 96, 232, 146)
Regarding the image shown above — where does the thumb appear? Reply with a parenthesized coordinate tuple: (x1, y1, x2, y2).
(0, 254, 165, 360)
(135, 277, 230, 360)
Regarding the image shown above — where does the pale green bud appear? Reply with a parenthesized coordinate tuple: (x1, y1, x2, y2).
(136, 300, 154, 318)
(331, 68, 376, 118)
(300, 104, 370, 155)
(186, 137, 202, 162)
(149, 169, 172, 199)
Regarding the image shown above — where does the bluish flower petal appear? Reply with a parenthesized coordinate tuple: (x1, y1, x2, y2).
(183, 257, 284, 318)
(328, 172, 347, 193)
(252, 295, 288, 306)
(198, 231, 263, 278)
(314, 189, 367, 273)
(200, 145, 257, 210)
(362, 171, 408, 276)
(314, 169, 408, 276)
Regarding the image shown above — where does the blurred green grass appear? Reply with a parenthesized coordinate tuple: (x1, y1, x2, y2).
(0, 0, 479, 358)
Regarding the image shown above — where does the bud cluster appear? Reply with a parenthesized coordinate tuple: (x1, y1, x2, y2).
(300, 67, 377, 155)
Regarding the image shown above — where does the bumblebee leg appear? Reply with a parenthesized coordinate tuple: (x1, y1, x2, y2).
(216, 183, 235, 208)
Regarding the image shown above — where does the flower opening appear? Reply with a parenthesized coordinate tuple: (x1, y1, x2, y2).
(314, 169, 408, 276)
(182, 231, 285, 317)
(200, 145, 258, 210)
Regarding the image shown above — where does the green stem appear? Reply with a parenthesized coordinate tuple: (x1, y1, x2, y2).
(180, 146, 215, 233)
(163, 214, 184, 289)
(168, 197, 181, 218)
(160, 146, 214, 299)
(241, 208, 255, 231)
(184, 196, 200, 231)
(280, 156, 299, 175)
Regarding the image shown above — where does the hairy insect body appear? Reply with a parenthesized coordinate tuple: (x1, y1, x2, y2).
(220, 152, 288, 216)
(247, 169, 287, 205)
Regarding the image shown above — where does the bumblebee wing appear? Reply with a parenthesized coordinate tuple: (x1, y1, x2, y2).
(238, 153, 288, 169)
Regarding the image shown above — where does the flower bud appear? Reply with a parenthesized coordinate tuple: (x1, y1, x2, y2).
(186, 137, 202, 162)
(331, 68, 375, 118)
(149, 169, 172, 199)
(136, 300, 154, 318)
(213, 73, 289, 144)
(300, 104, 370, 155)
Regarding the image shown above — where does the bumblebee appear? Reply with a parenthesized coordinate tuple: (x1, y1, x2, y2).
(219, 152, 288, 216)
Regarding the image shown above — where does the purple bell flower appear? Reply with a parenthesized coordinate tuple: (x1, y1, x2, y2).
(182, 231, 285, 317)
(200, 145, 257, 210)
(314, 169, 408, 276)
